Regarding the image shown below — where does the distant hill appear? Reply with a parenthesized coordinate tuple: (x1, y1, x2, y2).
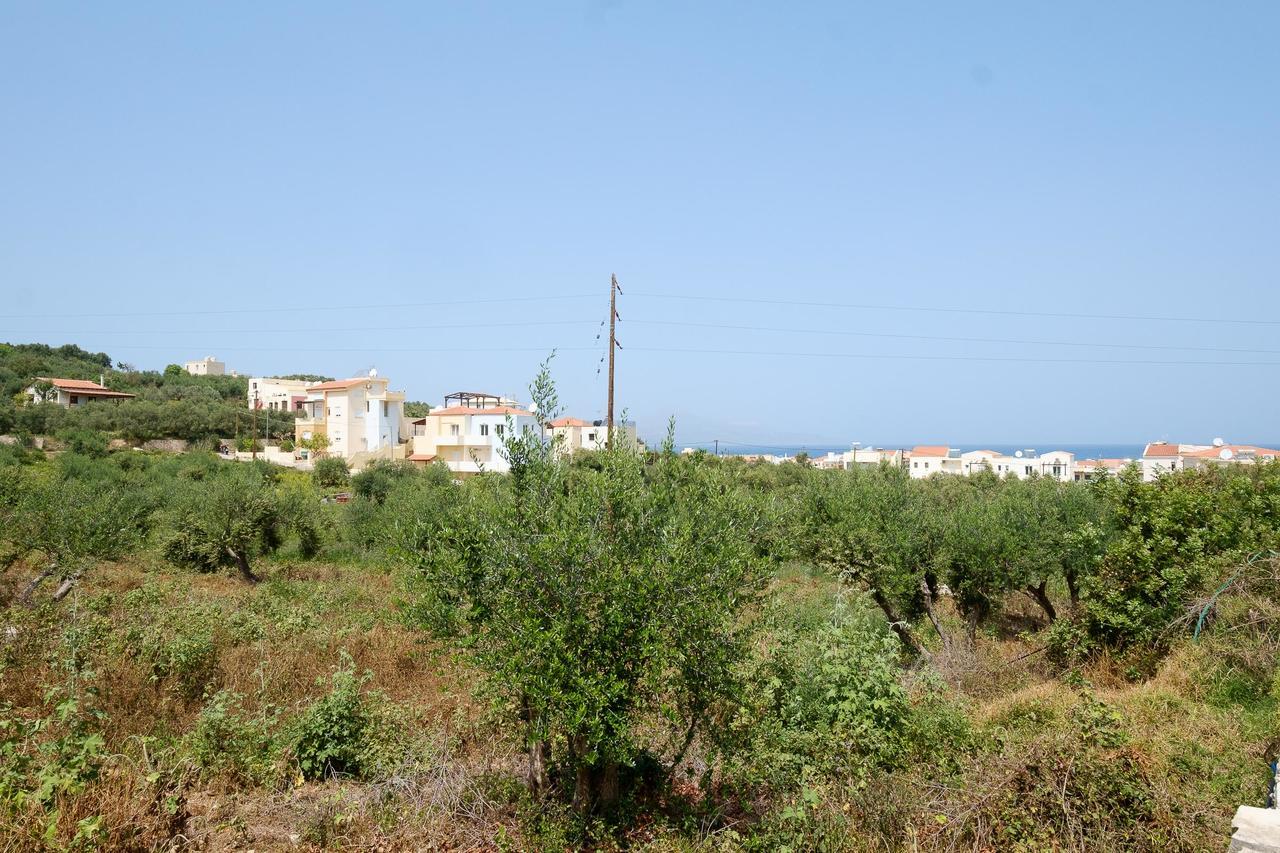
(0, 342, 290, 443)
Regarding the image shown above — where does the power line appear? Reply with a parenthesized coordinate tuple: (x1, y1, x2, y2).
(0, 319, 599, 335)
(624, 345, 1280, 367)
(627, 291, 1280, 327)
(627, 319, 1280, 356)
(83, 344, 595, 354)
(0, 293, 597, 320)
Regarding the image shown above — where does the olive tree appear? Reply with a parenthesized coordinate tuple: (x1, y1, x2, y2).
(798, 464, 942, 655)
(403, 364, 768, 814)
(162, 469, 282, 582)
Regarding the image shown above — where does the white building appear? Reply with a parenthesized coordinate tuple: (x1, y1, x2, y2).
(1142, 441, 1280, 481)
(184, 356, 227, 376)
(1073, 458, 1133, 481)
(908, 446, 963, 478)
(25, 377, 135, 408)
(843, 447, 907, 469)
(248, 377, 311, 412)
(406, 391, 539, 476)
(294, 372, 407, 463)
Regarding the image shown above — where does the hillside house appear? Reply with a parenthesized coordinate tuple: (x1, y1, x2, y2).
(248, 377, 311, 412)
(25, 377, 135, 408)
(184, 356, 227, 376)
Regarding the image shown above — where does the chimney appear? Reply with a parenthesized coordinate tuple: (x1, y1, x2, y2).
(100, 373, 105, 387)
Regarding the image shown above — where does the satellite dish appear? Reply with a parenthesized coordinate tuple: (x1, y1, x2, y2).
(1212, 437, 1224, 447)
(529, 402, 539, 413)
(1219, 448, 1234, 460)
(1014, 450, 1024, 458)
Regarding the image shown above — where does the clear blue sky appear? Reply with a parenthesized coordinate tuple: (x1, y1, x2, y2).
(3, 2, 1278, 446)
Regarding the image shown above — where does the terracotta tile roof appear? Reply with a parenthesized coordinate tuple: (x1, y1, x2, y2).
(307, 378, 383, 392)
(548, 417, 592, 428)
(40, 378, 135, 398)
(429, 405, 532, 417)
(407, 453, 437, 462)
(1184, 445, 1280, 459)
(911, 445, 951, 457)
(1078, 458, 1130, 469)
(1143, 442, 1188, 458)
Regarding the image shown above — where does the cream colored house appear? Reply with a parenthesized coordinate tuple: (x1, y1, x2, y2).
(545, 417, 641, 456)
(843, 447, 907, 469)
(184, 356, 226, 376)
(248, 377, 311, 411)
(294, 372, 407, 462)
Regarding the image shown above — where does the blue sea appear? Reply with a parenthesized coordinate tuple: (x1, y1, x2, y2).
(683, 443, 1146, 459)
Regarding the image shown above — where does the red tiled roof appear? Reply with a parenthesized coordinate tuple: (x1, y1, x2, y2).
(911, 445, 950, 457)
(1143, 442, 1190, 457)
(547, 416, 592, 428)
(429, 405, 532, 417)
(1183, 445, 1280, 459)
(1078, 458, 1130, 469)
(307, 378, 382, 392)
(407, 454, 437, 462)
(40, 378, 135, 398)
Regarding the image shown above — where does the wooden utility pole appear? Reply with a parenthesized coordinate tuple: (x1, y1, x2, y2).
(606, 273, 619, 448)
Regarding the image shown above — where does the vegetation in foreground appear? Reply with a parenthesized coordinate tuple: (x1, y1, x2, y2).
(1, 366, 1278, 850)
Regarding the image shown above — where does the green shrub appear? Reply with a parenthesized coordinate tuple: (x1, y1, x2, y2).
(57, 427, 109, 458)
(186, 691, 280, 786)
(291, 652, 372, 781)
(312, 457, 350, 488)
(727, 597, 912, 793)
(123, 599, 221, 700)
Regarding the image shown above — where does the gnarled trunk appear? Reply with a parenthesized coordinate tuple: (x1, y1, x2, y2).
(869, 586, 929, 658)
(227, 547, 259, 583)
(1026, 580, 1057, 624)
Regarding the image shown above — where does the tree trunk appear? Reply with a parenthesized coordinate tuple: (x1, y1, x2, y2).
(526, 739, 550, 795)
(1026, 581, 1057, 624)
(19, 561, 58, 605)
(1065, 569, 1080, 610)
(227, 547, 259, 583)
(869, 586, 929, 658)
(918, 579, 951, 651)
(598, 761, 620, 810)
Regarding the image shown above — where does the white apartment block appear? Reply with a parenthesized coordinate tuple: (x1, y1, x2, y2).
(406, 391, 538, 476)
(294, 372, 407, 461)
(248, 377, 311, 412)
(184, 356, 227, 376)
(908, 446, 964, 478)
(1142, 441, 1280, 481)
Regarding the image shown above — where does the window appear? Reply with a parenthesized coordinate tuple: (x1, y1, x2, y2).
(450, 424, 459, 436)
(1025, 466, 1033, 476)
(70, 395, 79, 405)
(480, 424, 489, 436)
(587, 432, 596, 442)
(382, 401, 388, 417)
(912, 461, 918, 468)
(495, 424, 505, 437)
(366, 401, 370, 413)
